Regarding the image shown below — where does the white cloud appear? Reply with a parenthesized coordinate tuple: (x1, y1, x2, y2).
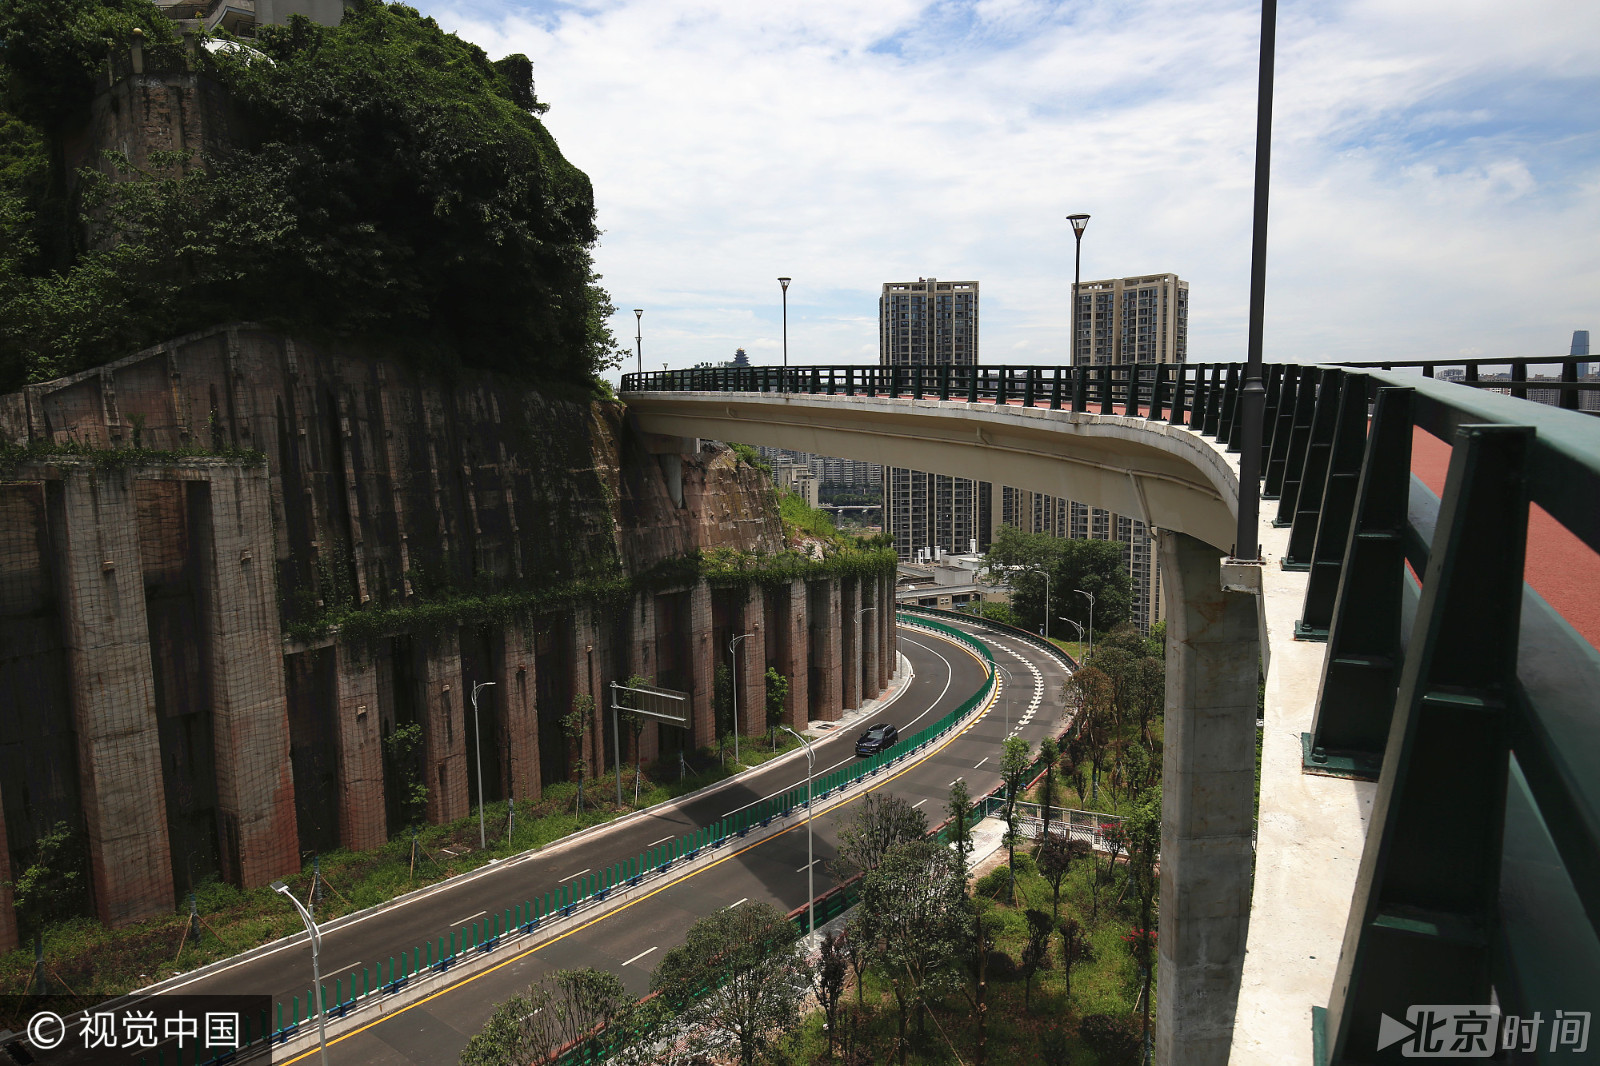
(418, 0, 1600, 377)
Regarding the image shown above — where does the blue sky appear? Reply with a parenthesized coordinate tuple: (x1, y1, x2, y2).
(416, 0, 1600, 380)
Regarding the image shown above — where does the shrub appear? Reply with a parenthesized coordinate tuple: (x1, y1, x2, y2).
(1078, 1013, 1141, 1065)
(974, 866, 1011, 900)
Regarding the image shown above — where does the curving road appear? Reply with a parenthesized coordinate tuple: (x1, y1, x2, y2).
(174, 619, 1070, 1065)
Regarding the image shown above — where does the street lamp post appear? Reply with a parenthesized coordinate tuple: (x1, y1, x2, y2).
(855, 606, 876, 702)
(1027, 567, 1053, 642)
(782, 726, 817, 935)
(994, 661, 1013, 735)
(778, 278, 791, 392)
(471, 681, 496, 850)
(1067, 214, 1090, 366)
(1060, 616, 1084, 649)
(1075, 589, 1095, 660)
(634, 309, 643, 378)
(271, 880, 329, 1064)
(730, 628, 758, 767)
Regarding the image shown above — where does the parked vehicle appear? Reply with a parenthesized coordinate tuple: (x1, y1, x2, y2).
(855, 723, 899, 756)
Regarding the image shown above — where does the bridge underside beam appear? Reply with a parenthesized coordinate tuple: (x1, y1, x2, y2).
(626, 393, 1241, 554)
(1158, 530, 1260, 1064)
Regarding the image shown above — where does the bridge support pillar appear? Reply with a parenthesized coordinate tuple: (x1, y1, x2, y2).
(841, 577, 861, 711)
(627, 593, 660, 766)
(784, 579, 810, 728)
(419, 629, 468, 825)
(1156, 531, 1258, 1066)
(333, 643, 388, 852)
(499, 623, 542, 805)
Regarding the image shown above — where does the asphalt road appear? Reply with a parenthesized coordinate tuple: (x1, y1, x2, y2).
(259, 619, 1073, 1065)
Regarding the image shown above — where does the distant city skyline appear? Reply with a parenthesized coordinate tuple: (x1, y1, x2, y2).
(419, 1, 1600, 381)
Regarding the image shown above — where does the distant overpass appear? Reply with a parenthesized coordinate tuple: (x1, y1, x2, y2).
(623, 360, 1600, 1066)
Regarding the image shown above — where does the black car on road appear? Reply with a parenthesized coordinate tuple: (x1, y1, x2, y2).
(855, 723, 899, 757)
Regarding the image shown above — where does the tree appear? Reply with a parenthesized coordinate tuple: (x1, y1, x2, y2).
(618, 674, 652, 807)
(1065, 666, 1115, 805)
(959, 901, 1003, 1066)
(383, 723, 429, 828)
(564, 694, 594, 815)
(1020, 908, 1053, 1011)
(830, 792, 926, 881)
(1037, 736, 1061, 839)
(3, 822, 84, 943)
(1092, 819, 1128, 921)
(858, 839, 971, 1062)
(650, 900, 806, 1066)
(713, 663, 733, 765)
(945, 778, 975, 875)
(1058, 917, 1095, 1005)
(764, 666, 789, 750)
(811, 930, 848, 1060)
(999, 735, 1033, 901)
(1079, 1013, 1141, 1066)
(983, 527, 1133, 636)
(458, 967, 636, 1066)
(1033, 831, 1089, 921)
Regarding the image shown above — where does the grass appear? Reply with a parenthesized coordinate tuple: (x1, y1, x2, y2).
(2, 732, 803, 998)
(781, 849, 1152, 1065)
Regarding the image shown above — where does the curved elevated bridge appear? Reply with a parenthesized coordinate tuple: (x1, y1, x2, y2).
(622, 358, 1600, 1066)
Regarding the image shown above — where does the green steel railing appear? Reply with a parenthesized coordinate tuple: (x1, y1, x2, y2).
(621, 358, 1600, 1066)
(899, 603, 1078, 671)
(231, 614, 995, 1058)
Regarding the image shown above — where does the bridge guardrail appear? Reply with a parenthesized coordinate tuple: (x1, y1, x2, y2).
(898, 603, 1078, 672)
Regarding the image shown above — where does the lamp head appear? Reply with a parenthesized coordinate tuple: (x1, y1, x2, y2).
(1067, 213, 1090, 238)
(778, 277, 791, 291)
(634, 308, 643, 319)
(270, 880, 288, 893)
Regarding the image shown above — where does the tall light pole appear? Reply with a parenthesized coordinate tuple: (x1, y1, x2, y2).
(1025, 566, 1052, 642)
(1234, 0, 1277, 562)
(855, 606, 876, 703)
(1067, 214, 1090, 366)
(1076, 589, 1095, 660)
(634, 309, 643, 378)
(783, 725, 816, 935)
(994, 661, 1013, 735)
(271, 880, 329, 1064)
(471, 681, 496, 849)
(778, 277, 791, 392)
(730, 629, 758, 766)
(1060, 616, 1084, 648)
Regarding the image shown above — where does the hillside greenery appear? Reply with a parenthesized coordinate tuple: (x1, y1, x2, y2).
(0, 0, 624, 393)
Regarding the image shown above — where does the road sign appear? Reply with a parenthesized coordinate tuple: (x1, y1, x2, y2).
(609, 682, 690, 726)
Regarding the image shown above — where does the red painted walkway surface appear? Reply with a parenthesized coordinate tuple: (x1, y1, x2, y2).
(1412, 430, 1600, 653)
(965, 395, 1600, 652)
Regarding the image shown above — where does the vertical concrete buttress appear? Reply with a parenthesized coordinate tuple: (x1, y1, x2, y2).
(785, 579, 809, 729)
(0, 781, 15, 952)
(815, 579, 843, 721)
(332, 643, 387, 851)
(1156, 531, 1259, 1065)
(48, 469, 175, 926)
(862, 575, 882, 702)
(841, 577, 860, 712)
(499, 624, 540, 804)
(196, 468, 299, 886)
(737, 583, 765, 736)
(689, 581, 715, 746)
(419, 630, 468, 824)
(628, 593, 659, 765)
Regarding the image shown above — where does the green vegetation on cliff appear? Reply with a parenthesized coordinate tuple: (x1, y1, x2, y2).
(0, 0, 623, 392)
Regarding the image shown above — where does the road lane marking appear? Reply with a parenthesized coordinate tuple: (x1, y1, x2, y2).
(950, 778, 963, 786)
(647, 836, 673, 847)
(559, 869, 589, 883)
(277, 631, 1001, 1064)
(797, 860, 816, 872)
(621, 947, 657, 967)
(912, 799, 928, 808)
(728, 898, 748, 909)
(973, 757, 988, 769)
(452, 911, 486, 927)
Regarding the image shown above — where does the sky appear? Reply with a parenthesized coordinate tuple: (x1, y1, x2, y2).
(414, 0, 1600, 382)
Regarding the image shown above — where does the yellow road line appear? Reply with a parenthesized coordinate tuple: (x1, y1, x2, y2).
(281, 629, 995, 1063)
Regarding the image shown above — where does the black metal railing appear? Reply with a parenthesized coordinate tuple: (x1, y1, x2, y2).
(622, 357, 1600, 1064)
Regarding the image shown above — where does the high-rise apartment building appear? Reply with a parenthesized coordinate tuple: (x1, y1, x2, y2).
(1074, 273, 1189, 366)
(1574, 330, 1591, 380)
(881, 278, 979, 366)
(879, 279, 991, 560)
